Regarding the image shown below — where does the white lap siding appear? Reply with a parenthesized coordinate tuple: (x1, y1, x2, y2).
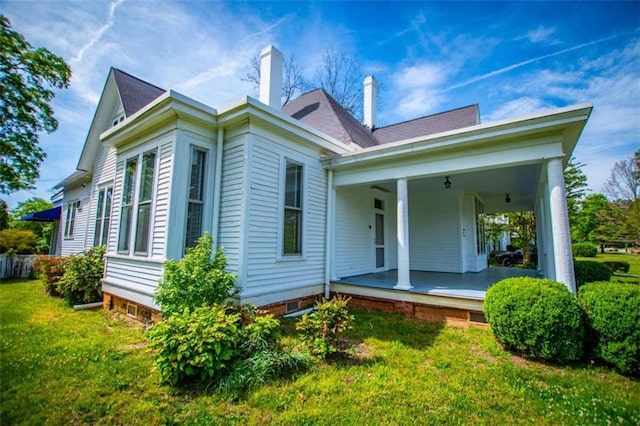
(408, 190, 461, 272)
(240, 133, 326, 305)
(60, 184, 92, 256)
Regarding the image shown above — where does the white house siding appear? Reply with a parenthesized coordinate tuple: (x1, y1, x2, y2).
(60, 184, 92, 256)
(334, 186, 375, 277)
(103, 131, 174, 307)
(408, 190, 461, 273)
(241, 132, 327, 305)
(218, 134, 247, 277)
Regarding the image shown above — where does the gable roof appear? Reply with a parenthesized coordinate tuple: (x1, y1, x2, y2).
(372, 104, 480, 144)
(283, 89, 481, 149)
(112, 68, 166, 117)
(282, 89, 379, 148)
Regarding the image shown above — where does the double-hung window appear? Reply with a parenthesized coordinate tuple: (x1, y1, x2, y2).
(64, 200, 80, 239)
(185, 147, 207, 250)
(93, 186, 113, 246)
(118, 149, 157, 255)
(283, 159, 303, 255)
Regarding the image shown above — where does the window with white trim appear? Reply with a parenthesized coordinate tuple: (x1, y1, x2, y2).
(117, 149, 157, 255)
(185, 147, 207, 250)
(283, 159, 303, 255)
(93, 186, 113, 246)
(64, 200, 80, 239)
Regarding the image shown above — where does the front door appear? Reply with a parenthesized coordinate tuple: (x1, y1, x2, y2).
(374, 198, 385, 271)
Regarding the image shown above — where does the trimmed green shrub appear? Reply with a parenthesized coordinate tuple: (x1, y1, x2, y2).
(296, 295, 354, 358)
(484, 277, 584, 363)
(602, 261, 630, 274)
(154, 234, 237, 316)
(579, 282, 640, 376)
(572, 242, 597, 257)
(0, 228, 36, 254)
(574, 260, 612, 288)
(147, 305, 243, 386)
(32, 255, 67, 296)
(57, 246, 105, 305)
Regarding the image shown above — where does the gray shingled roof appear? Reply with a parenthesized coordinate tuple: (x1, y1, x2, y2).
(372, 104, 480, 144)
(112, 68, 166, 117)
(282, 89, 379, 148)
(283, 88, 480, 149)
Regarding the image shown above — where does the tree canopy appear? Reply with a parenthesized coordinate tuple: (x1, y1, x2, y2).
(0, 15, 71, 194)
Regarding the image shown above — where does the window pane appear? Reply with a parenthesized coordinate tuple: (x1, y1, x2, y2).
(376, 247, 385, 268)
(189, 149, 206, 201)
(122, 158, 137, 204)
(134, 203, 151, 253)
(93, 219, 101, 247)
(104, 187, 113, 218)
(285, 162, 302, 208)
(375, 213, 384, 245)
(118, 205, 132, 252)
(139, 151, 156, 202)
(185, 202, 203, 249)
(283, 208, 301, 254)
(101, 218, 110, 246)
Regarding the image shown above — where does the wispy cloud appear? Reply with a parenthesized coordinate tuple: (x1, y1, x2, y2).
(518, 26, 557, 43)
(71, 0, 124, 64)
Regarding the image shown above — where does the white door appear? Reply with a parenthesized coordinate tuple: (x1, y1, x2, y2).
(374, 198, 386, 271)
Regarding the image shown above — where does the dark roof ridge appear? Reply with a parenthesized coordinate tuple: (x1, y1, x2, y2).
(111, 67, 165, 93)
(376, 103, 479, 130)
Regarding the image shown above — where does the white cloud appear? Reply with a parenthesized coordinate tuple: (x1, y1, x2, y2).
(390, 63, 448, 117)
(484, 97, 553, 122)
(519, 26, 557, 43)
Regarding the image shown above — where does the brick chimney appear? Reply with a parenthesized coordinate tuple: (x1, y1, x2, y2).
(363, 75, 377, 128)
(259, 45, 283, 109)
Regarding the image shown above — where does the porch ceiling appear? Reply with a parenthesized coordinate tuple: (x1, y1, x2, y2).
(366, 162, 542, 213)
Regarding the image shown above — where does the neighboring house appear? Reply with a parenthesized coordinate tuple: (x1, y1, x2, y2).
(54, 45, 591, 324)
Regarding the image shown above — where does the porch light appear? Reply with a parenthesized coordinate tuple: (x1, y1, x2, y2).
(505, 194, 511, 203)
(444, 176, 451, 189)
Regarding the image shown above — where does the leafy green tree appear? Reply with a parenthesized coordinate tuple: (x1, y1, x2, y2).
(10, 197, 53, 253)
(572, 193, 609, 251)
(505, 211, 536, 264)
(0, 16, 71, 194)
(564, 158, 588, 236)
(0, 200, 8, 231)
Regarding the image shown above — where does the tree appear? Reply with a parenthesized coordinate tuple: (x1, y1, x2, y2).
(505, 211, 536, 264)
(0, 16, 71, 194)
(603, 150, 639, 201)
(10, 197, 53, 253)
(571, 193, 608, 251)
(311, 49, 363, 118)
(0, 199, 8, 231)
(564, 158, 588, 236)
(242, 53, 306, 106)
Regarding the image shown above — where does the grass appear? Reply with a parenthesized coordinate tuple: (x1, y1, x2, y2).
(576, 252, 640, 284)
(2, 279, 639, 425)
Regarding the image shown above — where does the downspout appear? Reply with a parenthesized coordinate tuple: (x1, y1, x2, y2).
(324, 169, 334, 299)
(211, 127, 224, 249)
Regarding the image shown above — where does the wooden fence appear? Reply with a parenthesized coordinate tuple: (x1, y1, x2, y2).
(0, 254, 38, 279)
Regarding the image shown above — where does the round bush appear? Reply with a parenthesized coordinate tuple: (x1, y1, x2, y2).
(572, 242, 597, 257)
(579, 282, 640, 376)
(574, 260, 612, 288)
(484, 277, 584, 363)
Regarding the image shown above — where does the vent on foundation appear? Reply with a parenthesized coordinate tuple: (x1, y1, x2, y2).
(286, 300, 300, 313)
(469, 311, 486, 323)
(126, 303, 138, 318)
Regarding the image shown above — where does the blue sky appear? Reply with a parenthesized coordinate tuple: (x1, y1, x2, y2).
(2, 0, 639, 209)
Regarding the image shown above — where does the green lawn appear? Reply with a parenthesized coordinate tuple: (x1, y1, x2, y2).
(576, 252, 640, 284)
(2, 280, 639, 425)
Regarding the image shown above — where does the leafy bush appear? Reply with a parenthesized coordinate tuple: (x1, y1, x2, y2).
(154, 234, 237, 316)
(57, 246, 105, 305)
(484, 277, 584, 363)
(296, 295, 354, 358)
(0, 229, 36, 254)
(572, 242, 597, 257)
(32, 255, 67, 296)
(602, 261, 630, 274)
(579, 282, 640, 376)
(147, 305, 242, 386)
(574, 260, 612, 288)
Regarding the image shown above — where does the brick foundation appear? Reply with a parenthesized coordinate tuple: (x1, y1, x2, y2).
(340, 292, 487, 327)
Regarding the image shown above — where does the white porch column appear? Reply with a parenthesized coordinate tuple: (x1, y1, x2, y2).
(395, 178, 413, 290)
(547, 158, 576, 294)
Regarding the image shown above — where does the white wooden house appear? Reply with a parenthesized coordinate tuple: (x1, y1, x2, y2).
(55, 45, 591, 323)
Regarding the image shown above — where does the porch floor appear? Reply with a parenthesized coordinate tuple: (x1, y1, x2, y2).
(336, 267, 541, 300)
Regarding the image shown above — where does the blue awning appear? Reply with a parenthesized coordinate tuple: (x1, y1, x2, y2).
(20, 206, 62, 222)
